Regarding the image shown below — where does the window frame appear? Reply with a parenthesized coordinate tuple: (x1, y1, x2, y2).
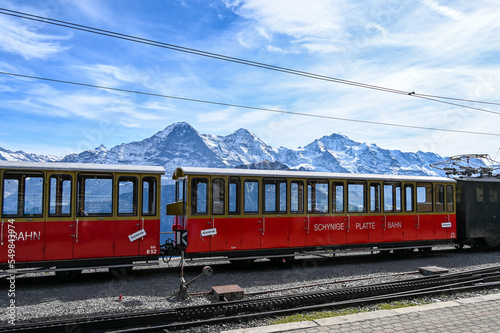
(383, 181, 402, 213)
(48, 174, 73, 217)
(347, 181, 366, 213)
(228, 177, 241, 215)
(2, 171, 45, 218)
(307, 179, 329, 214)
(290, 180, 304, 214)
(416, 182, 433, 212)
(77, 173, 114, 217)
(212, 178, 225, 215)
(263, 178, 287, 214)
(369, 182, 381, 213)
(332, 181, 344, 213)
(244, 179, 260, 214)
(446, 184, 455, 212)
(191, 177, 209, 216)
(142, 176, 158, 216)
(117, 176, 138, 217)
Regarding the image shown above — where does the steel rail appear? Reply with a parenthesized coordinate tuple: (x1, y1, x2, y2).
(3, 265, 500, 333)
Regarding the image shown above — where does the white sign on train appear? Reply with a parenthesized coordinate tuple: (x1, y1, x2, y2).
(201, 228, 217, 237)
(128, 229, 146, 242)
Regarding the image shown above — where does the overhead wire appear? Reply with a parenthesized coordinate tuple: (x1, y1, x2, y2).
(1, 70, 500, 137)
(1, 7, 500, 116)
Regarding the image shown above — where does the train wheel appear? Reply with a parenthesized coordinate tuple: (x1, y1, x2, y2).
(483, 237, 500, 249)
(230, 259, 254, 269)
(377, 249, 391, 257)
(109, 266, 133, 279)
(56, 269, 82, 282)
(270, 256, 295, 268)
(394, 248, 414, 258)
(418, 247, 432, 256)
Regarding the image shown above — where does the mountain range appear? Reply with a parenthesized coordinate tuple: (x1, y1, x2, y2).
(0, 122, 446, 177)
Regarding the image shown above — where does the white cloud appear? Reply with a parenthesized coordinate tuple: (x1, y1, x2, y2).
(0, 15, 71, 60)
(224, 0, 348, 53)
(419, 0, 465, 21)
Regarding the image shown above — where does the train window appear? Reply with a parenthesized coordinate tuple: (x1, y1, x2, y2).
(280, 182, 287, 212)
(307, 180, 328, 213)
(77, 174, 113, 216)
(244, 180, 259, 213)
(435, 185, 445, 212)
(370, 183, 381, 213)
(229, 177, 240, 214)
(476, 185, 483, 202)
(49, 175, 72, 217)
(416, 183, 433, 212)
(291, 181, 304, 214)
(348, 181, 365, 213)
(384, 182, 401, 212)
(142, 177, 157, 216)
(2, 177, 19, 216)
(175, 179, 185, 202)
(264, 182, 276, 213)
(2, 172, 44, 217)
(263, 179, 287, 214)
(191, 178, 208, 215)
(212, 178, 225, 215)
(446, 185, 454, 211)
(118, 177, 137, 216)
(490, 186, 498, 202)
(405, 184, 414, 212)
(332, 182, 344, 213)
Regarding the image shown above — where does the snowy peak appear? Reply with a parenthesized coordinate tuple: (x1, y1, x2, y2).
(152, 121, 198, 141)
(0, 122, 446, 177)
(0, 147, 59, 162)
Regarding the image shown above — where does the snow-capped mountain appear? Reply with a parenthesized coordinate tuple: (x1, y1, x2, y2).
(0, 147, 60, 162)
(0, 122, 446, 176)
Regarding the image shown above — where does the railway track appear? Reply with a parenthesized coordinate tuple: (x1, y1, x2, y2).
(2, 245, 461, 285)
(3, 264, 500, 333)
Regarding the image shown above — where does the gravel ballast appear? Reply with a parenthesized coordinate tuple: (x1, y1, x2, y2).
(1, 247, 499, 331)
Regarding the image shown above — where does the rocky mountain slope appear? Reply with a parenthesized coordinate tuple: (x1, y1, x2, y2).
(0, 122, 445, 176)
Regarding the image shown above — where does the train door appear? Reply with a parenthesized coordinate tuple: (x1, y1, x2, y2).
(209, 177, 227, 252)
(186, 177, 211, 253)
(73, 173, 114, 259)
(289, 179, 306, 247)
(305, 179, 331, 246)
(382, 182, 404, 242)
(445, 184, 456, 239)
(368, 182, 384, 243)
(433, 184, 449, 240)
(114, 175, 140, 256)
(472, 181, 500, 239)
(330, 181, 347, 245)
(0, 170, 4, 263)
(403, 184, 418, 240)
(139, 175, 161, 256)
(241, 178, 261, 250)
(226, 177, 242, 251)
(44, 173, 75, 261)
(416, 182, 435, 240)
(1, 171, 45, 262)
(260, 178, 289, 249)
(346, 181, 369, 244)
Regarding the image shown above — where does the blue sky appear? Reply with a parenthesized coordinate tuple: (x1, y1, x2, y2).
(0, 0, 499, 158)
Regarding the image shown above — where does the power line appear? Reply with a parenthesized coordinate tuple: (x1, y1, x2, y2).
(1, 70, 499, 137)
(1, 7, 500, 116)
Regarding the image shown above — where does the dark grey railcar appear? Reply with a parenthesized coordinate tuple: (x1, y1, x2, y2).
(456, 177, 500, 247)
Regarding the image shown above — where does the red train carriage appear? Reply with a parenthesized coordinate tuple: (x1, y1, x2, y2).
(167, 167, 457, 259)
(0, 161, 164, 278)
